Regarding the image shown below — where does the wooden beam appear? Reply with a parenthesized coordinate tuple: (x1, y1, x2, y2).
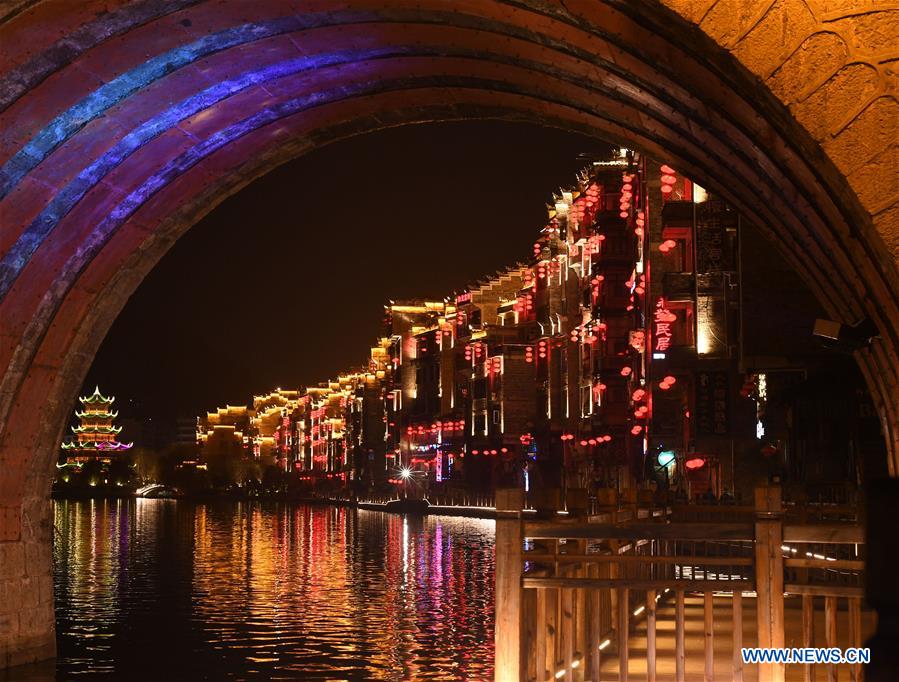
(783, 524, 863, 544)
(524, 521, 754, 541)
(784, 558, 864, 570)
(522, 577, 752, 590)
(785, 584, 864, 598)
(524, 553, 753, 565)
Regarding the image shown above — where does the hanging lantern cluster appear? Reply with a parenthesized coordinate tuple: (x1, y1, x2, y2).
(537, 339, 549, 359)
(619, 174, 634, 218)
(579, 434, 613, 447)
(560, 433, 576, 441)
(659, 239, 677, 253)
(471, 448, 506, 456)
(463, 342, 486, 362)
(407, 419, 466, 437)
(659, 374, 677, 391)
(660, 164, 677, 196)
(488, 356, 503, 374)
(525, 346, 534, 363)
(513, 292, 534, 315)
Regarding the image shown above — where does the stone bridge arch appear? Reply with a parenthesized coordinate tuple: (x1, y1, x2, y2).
(0, 0, 895, 668)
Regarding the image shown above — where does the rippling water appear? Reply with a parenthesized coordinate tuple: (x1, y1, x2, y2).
(13, 500, 496, 680)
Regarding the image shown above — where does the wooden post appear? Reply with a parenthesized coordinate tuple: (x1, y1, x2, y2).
(704, 591, 714, 682)
(536, 586, 548, 682)
(675, 589, 685, 682)
(574, 540, 587, 682)
(495, 488, 525, 682)
(524, 588, 538, 682)
(618, 587, 629, 682)
(547, 585, 558, 678)
(754, 485, 785, 682)
(646, 589, 657, 682)
(562, 579, 574, 682)
(848, 597, 861, 682)
(589, 562, 601, 681)
(825, 596, 838, 682)
(733, 590, 743, 682)
(802, 595, 815, 682)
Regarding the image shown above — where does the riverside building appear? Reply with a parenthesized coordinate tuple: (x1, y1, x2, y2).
(196, 151, 876, 501)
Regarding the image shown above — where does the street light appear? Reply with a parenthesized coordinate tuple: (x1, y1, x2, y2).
(399, 468, 412, 480)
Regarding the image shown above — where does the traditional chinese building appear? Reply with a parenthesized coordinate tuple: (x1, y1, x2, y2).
(60, 386, 133, 464)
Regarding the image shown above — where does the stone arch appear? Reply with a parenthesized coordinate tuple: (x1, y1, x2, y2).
(0, 0, 895, 667)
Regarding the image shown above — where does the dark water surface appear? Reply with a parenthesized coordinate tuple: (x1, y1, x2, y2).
(12, 500, 496, 680)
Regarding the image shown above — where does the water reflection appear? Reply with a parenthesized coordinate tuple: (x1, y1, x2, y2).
(41, 500, 495, 680)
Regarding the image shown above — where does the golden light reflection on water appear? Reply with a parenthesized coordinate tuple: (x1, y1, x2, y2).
(49, 500, 495, 680)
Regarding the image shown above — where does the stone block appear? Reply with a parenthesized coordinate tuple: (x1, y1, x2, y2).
(0, 543, 25, 579)
(37, 576, 53, 606)
(18, 578, 39, 610)
(0, 611, 16, 637)
(17, 606, 53, 638)
(0, 580, 21, 613)
(23, 541, 51, 575)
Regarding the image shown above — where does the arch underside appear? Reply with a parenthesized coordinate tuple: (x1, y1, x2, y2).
(0, 0, 897, 555)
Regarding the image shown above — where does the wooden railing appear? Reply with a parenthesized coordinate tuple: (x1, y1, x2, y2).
(494, 486, 867, 682)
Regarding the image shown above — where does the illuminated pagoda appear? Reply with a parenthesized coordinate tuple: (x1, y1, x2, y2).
(61, 386, 133, 464)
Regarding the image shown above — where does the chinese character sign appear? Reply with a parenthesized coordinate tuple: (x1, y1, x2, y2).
(654, 298, 676, 352)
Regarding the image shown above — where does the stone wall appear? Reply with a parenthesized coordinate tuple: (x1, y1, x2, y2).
(661, 0, 898, 263)
(0, 492, 55, 668)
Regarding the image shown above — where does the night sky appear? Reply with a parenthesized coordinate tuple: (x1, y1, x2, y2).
(84, 121, 610, 434)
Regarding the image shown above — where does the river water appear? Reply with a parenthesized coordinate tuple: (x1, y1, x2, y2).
(12, 499, 496, 680)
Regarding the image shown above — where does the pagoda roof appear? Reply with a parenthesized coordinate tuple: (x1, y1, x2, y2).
(75, 409, 118, 418)
(62, 440, 132, 451)
(79, 386, 115, 404)
(71, 425, 122, 434)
